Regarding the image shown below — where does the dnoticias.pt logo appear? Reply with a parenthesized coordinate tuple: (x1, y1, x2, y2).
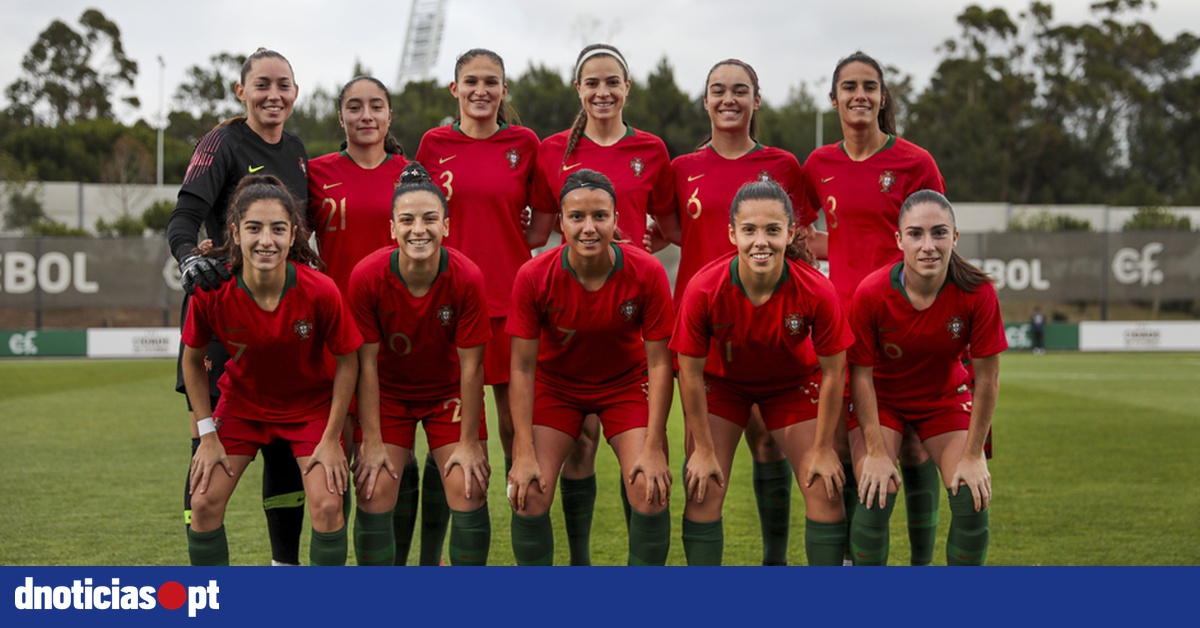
(14, 577, 219, 617)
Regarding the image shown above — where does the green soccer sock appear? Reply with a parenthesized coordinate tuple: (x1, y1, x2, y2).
(187, 526, 229, 566)
(510, 511, 554, 566)
(560, 474, 597, 566)
(946, 489, 989, 566)
(392, 459, 420, 566)
(309, 525, 348, 566)
(805, 518, 848, 566)
(840, 461, 858, 561)
(353, 508, 394, 566)
(628, 507, 671, 566)
(419, 454, 450, 566)
(849, 494, 897, 566)
(903, 460, 941, 566)
(448, 503, 491, 566)
(682, 517, 724, 566)
(752, 458, 793, 566)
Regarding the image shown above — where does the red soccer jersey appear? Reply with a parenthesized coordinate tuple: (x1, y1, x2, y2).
(307, 151, 410, 293)
(848, 263, 1007, 411)
(800, 136, 945, 307)
(348, 246, 491, 404)
(671, 252, 854, 395)
(671, 144, 804, 305)
(182, 262, 363, 423)
(415, 123, 539, 317)
(507, 242, 674, 394)
(530, 125, 675, 247)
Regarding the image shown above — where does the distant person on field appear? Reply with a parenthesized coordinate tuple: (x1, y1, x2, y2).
(1030, 307, 1046, 355)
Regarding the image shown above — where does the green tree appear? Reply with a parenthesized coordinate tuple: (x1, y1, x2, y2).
(623, 57, 707, 159)
(1007, 209, 1093, 232)
(507, 64, 578, 140)
(3, 9, 138, 126)
(1122, 206, 1193, 231)
(142, 199, 174, 234)
(100, 134, 154, 217)
(0, 152, 46, 232)
(168, 52, 246, 146)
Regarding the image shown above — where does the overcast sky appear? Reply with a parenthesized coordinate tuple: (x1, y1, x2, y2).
(2, 0, 1197, 126)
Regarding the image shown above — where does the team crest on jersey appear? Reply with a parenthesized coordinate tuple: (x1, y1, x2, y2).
(506, 148, 521, 170)
(784, 313, 805, 335)
(436, 304, 455, 326)
(619, 299, 639, 322)
(293, 318, 313, 339)
(630, 158, 645, 178)
(879, 170, 896, 193)
(946, 315, 965, 339)
(756, 170, 773, 182)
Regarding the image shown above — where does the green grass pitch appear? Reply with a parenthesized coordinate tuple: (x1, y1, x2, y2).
(1, 352, 1197, 565)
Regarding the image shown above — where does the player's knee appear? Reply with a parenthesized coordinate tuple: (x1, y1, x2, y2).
(307, 492, 345, 531)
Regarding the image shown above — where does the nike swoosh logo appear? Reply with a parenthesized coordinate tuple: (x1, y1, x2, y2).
(562, 163, 583, 172)
(248, 165, 265, 173)
(714, 323, 733, 330)
(821, 176, 835, 183)
(439, 155, 457, 164)
(687, 174, 705, 182)
(322, 182, 342, 190)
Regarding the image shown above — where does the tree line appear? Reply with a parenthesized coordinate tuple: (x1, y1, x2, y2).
(2, 1, 1198, 236)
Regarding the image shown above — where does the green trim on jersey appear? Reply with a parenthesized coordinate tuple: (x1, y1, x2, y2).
(390, 247, 450, 288)
(338, 150, 396, 166)
(839, 133, 896, 157)
(451, 122, 510, 134)
(561, 242, 623, 285)
(729, 255, 789, 301)
(706, 141, 764, 157)
(236, 260, 296, 302)
(584, 122, 636, 143)
(890, 260, 948, 306)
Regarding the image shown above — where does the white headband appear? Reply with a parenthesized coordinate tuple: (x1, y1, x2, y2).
(574, 47, 629, 80)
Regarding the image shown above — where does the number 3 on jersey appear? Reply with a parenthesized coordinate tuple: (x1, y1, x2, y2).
(439, 170, 454, 202)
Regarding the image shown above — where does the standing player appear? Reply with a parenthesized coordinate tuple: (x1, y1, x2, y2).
(672, 180, 854, 566)
(800, 51, 946, 566)
(415, 49, 539, 556)
(669, 59, 805, 566)
(847, 190, 1005, 566)
(348, 162, 492, 566)
(306, 76, 429, 565)
(183, 175, 362, 566)
(167, 48, 310, 566)
(526, 43, 677, 564)
(507, 169, 674, 566)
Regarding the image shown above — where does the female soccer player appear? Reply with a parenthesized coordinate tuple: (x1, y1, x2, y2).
(306, 75, 440, 566)
(672, 180, 854, 566)
(847, 190, 1005, 566)
(347, 162, 493, 566)
(670, 59, 806, 566)
(167, 48, 310, 566)
(526, 43, 677, 564)
(507, 169, 674, 566)
(415, 48, 539, 517)
(182, 175, 362, 566)
(801, 51, 946, 565)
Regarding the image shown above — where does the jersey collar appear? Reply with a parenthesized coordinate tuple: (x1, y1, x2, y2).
(561, 242, 623, 284)
(705, 141, 763, 157)
(839, 133, 896, 157)
(236, 260, 296, 302)
(729, 255, 789, 300)
(890, 260, 947, 305)
(584, 122, 636, 143)
(451, 122, 509, 134)
(390, 247, 449, 288)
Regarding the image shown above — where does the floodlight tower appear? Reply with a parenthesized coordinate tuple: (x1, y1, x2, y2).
(396, 0, 448, 91)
